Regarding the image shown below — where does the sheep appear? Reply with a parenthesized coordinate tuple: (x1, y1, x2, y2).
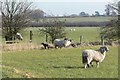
(16, 32, 23, 40)
(41, 43, 54, 49)
(70, 29, 76, 31)
(82, 46, 109, 69)
(71, 43, 77, 47)
(53, 38, 72, 48)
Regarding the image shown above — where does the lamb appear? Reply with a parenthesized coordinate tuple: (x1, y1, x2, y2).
(82, 46, 109, 69)
(41, 43, 54, 49)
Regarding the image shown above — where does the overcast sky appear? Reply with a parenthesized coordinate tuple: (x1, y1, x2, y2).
(0, 0, 115, 16)
(31, 0, 113, 2)
(34, 2, 109, 16)
(33, 0, 115, 16)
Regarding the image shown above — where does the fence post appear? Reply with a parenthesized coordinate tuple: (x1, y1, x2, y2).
(30, 30, 33, 43)
(46, 33, 48, 42)
(80, 35, 83, 45)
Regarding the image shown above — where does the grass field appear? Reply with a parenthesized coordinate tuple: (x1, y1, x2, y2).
(38, 16, 114, 23)
(2, 46, 118, 78)
(57, 17, 114, 22)
(66, 27, 100, 42)
(10, 27, 100, 44)
(2, 26, 118, 78)
(1, 15, 119, 78)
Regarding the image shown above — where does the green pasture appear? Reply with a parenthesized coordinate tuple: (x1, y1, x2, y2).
(2, 26, 118, 78)
(1, 15, 118, 78)
(2, 46, 118, 78)
(38, 16, 114, 23)
(66, 27, 100, 42)
(57, 16, 113, 22)
(16, 27, 100, 44)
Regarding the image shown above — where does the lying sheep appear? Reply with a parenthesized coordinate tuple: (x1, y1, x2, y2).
(54, 38, 72, 48)
(82, 46, 109, 69)
(41, 43, 54, 49)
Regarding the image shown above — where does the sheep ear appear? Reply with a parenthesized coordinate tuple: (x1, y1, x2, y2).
(107, 47, 109, 51)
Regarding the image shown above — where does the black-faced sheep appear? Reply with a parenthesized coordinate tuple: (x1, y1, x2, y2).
(82, 46, 109, 69)
(41, 43, 54, 49)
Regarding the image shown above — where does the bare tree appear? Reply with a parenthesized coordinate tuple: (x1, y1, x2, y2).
(39, 18, 66, 43)
(105, 1, 119, 16)
(1, 0, 33, 41)
(100, 1, 120, 41)
(105, 4, 111, 16)
(108, 1, 120, 13)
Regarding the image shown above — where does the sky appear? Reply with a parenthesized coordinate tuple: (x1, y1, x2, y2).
(31, 0, 113, 2)
(33, 0, 115, 16)
(0, 0, 116, 16)
(34, 2, 108, 16)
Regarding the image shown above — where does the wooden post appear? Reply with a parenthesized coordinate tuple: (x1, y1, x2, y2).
(30, 31, 33, 43)
(80, 35, 83, 45)
(46, 33, 48, 42)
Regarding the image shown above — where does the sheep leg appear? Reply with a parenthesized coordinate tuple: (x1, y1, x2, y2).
(87, 62, 93, 68)
(84, 63, 90, 69)
(44, 46, 47, 49)
(47, 46, 49, 49)
(87, 64, 90, 67)
(82, 56, 88, 69)
(55, 45, 57, 49)
(84, 64, 87, 69)
(90, 61, 93, 67)
(96, 62, 100, 68)
(87, 58, 92, 68)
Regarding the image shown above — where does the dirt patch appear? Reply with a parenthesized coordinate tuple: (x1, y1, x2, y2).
(2, 43, 42, 51)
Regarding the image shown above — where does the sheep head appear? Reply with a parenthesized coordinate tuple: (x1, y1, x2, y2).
(99, 46, 109, 53)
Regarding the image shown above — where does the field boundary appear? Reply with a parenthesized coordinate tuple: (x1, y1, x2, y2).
(2, 41, 119, 51)
(2, 43, 42, 51)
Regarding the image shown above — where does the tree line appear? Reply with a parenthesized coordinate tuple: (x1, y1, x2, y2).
(30, 21, 109, 27)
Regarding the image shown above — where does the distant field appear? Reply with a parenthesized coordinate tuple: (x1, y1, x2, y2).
(58, 17, 113, 22)
(66, 27, 100, 42)
(12, 27, 100, 44)
(2, 16, 115, 44)
(38, 16, 114, 23)
(2, 46, 118, 78)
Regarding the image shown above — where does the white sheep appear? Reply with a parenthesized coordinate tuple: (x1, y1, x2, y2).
(16, 32, 23, 40)
(82, 46, 109, 69)
(54, 39, 72, 48)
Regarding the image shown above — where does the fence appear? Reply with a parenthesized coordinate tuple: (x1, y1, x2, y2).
(2, 41, 119, 51)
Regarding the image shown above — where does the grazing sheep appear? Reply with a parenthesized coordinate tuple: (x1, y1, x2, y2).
(70, 29, 76, 31)
(82, 46, 109, 69)
(53, 38, 72, 48)
(16, 32, 23, 40)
